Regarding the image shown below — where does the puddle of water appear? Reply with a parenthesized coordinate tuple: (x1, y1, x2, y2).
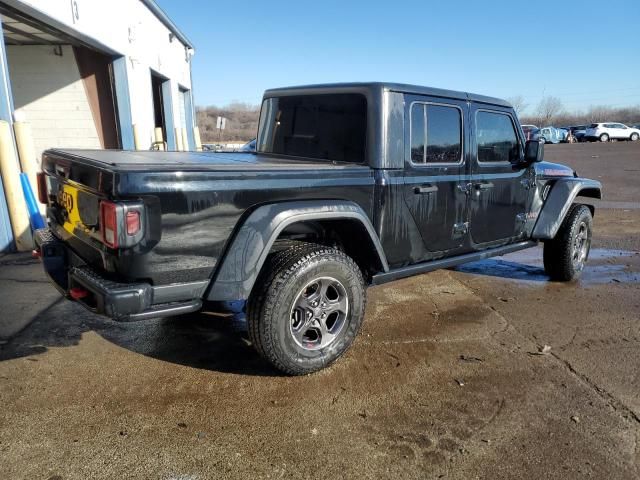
(454, 248, 639, 285)
(584, 249, 636, 260)
(583, 264, 640, 285)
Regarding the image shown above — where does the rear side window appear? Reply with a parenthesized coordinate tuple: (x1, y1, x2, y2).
(410, 103, 462, 164)
(590, 123, 599, 128)
(476, 111, 520, 163)
(256, 93, 367, 163)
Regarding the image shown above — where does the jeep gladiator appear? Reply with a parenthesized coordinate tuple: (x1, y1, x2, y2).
(35, 83, 602, 374)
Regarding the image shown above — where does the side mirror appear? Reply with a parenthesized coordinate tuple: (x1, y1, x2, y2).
(524, 139, 544, 164)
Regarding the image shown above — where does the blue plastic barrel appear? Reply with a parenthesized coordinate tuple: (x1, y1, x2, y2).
(19, 173, 46, 230)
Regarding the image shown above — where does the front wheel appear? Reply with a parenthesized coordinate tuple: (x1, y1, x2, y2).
(630, 132, 639, 142)
(248, 243, 366, 375)
(543, 204, 593, 281)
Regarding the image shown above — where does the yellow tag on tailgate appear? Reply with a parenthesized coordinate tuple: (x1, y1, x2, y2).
(58, 184, 82, 235)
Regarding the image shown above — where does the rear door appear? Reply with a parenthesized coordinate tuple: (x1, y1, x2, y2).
(403, 95, 470, 260)
(468, 106, 532, 247)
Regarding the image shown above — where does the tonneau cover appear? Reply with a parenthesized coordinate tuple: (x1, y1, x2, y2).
(44, 149, 363, 172)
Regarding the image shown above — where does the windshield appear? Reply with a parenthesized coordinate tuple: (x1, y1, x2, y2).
(257, 93, 367, 163)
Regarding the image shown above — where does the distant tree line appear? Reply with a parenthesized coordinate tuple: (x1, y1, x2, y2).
(196, 98, 640, 142)
(196, 102, 260, 143)
(509, 95, 640, 127)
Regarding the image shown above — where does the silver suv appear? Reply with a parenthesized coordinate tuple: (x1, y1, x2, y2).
(585, 122, 640, 142)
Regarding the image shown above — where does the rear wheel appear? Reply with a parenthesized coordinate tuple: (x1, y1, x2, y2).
(543, 204, 593, 281)
(248, 243, 366, 375)
(599, 133, 609, 142)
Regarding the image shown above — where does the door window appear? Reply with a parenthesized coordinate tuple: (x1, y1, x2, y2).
(476, 111, 520, 163)
(410, 103, 462, 164)
(410, 103, 425, 163)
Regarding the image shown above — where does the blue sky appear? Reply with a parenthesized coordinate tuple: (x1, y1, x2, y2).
(157, 0, 639, 113)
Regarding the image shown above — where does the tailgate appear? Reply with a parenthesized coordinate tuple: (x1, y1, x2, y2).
(42, 151, 152, 258)
(41, 151, 111, 243)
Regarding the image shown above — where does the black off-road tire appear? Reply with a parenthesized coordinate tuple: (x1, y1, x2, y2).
(247, 243, 366, 375)
(543, 204, 593, 281)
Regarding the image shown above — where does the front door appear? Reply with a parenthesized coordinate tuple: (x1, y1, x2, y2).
(403, 96, 470, 260)
(611, 123, 627, 139)
(468, 106, 532, 247)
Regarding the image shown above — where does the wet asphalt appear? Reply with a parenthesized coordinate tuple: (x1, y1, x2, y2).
(0, 142, 639, 479)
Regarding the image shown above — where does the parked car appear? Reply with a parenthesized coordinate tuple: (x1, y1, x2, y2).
(567, 125, 588, 142)
(202, 143, 225, 152)
(585, 123, 640, 142)
(34, 82, 601, 375)
(537, 126, 565, 144)
(557, 128, 570, 142)
(521, 124, 538, 140)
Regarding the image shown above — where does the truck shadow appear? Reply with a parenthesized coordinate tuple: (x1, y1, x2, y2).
(453, 259, 549, 282)
(0, 300, 282, 377)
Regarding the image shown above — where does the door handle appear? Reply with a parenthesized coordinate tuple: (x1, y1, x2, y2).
(414, 185, 438, 195)
(475, 182, 494, 191)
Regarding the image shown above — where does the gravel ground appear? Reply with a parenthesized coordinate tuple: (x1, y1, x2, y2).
(0, 142, 639, 479)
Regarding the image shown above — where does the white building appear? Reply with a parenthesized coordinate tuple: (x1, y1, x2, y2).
(0, 0, 196, 252)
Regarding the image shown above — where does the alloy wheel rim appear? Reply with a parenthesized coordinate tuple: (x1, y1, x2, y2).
(572, 221, 590, 270)
(289, 276, 349, 350)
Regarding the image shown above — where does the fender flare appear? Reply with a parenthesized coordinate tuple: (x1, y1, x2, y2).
(532, 178, 602, 240)
(206, 200, 389, 301)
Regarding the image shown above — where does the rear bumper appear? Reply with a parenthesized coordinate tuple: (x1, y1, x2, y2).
(34, 228, 206, 321)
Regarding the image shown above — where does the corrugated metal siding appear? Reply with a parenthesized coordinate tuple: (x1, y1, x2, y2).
(0, 20, 14, 251)
(0, 177, 13, 252)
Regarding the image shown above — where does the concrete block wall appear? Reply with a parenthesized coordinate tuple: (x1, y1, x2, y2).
(6, 45, 101, 159)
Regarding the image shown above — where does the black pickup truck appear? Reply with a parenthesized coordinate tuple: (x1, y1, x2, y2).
(35, 83, 601, 375)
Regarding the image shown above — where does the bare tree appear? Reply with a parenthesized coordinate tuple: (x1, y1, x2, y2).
(507, 95, 528, 116)
(586, 105, 613, 123)
(535, 96, 564, 126)
(520, 104, 640, 127)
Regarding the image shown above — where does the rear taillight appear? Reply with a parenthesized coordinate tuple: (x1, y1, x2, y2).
(99, 201, 145, 249)
(100, 201, 119, 248)
(37, 172, 48, 204)
(126, 210, 140, 235)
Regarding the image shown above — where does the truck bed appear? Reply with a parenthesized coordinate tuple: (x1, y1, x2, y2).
(39, 148, 376, 288)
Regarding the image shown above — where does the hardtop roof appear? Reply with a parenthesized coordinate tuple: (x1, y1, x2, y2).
(263, 82, 511, 108)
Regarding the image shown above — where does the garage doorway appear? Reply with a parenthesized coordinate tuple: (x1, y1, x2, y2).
(150, 71, 175, 150)
(73, 46, 119, 149)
